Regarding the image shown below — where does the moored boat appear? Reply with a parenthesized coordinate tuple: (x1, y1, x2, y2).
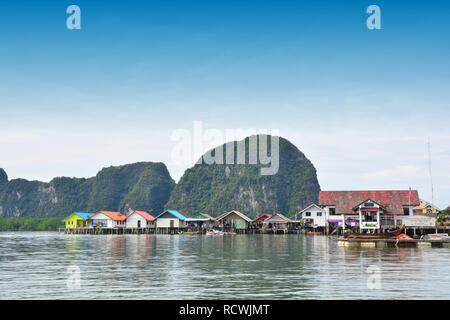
(346, 224, 406, 239)
(422, 233, 450, 240)
(206, 230, 224, 236)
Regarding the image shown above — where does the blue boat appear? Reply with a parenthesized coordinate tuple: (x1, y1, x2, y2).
(422, 233, 450, 240)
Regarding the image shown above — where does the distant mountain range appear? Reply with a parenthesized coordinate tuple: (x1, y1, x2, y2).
(0, 135, 320, 219)
(0, 162, 175, 218)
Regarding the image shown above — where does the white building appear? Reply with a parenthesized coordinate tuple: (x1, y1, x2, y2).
(319, 190, 421, 232)
(125, 210, 155, 229)
(154, 210, 187, 229)
(297, 204, 326, 227)
(88, 211, 127, 228)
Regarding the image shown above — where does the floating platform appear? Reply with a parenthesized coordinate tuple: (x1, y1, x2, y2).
(337, 237, 450, 248)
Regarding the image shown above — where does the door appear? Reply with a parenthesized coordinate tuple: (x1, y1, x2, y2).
(170, 220, 174, 228)
(137, 220, 141, 228)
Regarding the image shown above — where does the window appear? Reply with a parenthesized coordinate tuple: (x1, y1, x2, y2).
(317, 212, 322, 217)
(329, 207, 336, 215)
(364, 212, 376, 222)
(305, 212, 311, 217)
(403, 207, 410, 215)
(364, 202, 374, 207)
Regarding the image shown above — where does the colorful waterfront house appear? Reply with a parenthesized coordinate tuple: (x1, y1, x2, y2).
(413, 199, 440, 216)
(87, 211, 127, 228)
(154, 210, 187, 229)
(216, 210, 252, 230)
(64, 212, 95, 228)
(185, 213, 216, 229)
(264, 213, 292, 230)
(297, 204, 326, 227)
(319, 190, 420, 232)
(125, 210, 155, 229)
(253, 213, 272, 229)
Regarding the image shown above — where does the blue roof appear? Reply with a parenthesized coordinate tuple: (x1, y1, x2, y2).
(64, 212, 95, 221)
(154, 210, 187, 220)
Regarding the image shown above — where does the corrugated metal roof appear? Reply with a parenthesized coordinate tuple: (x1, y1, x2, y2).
(127, 210, 155, 221)
(216, 210, 252, 222)
(154, 210, 187, 221)
(64, 212, 95, 221)
(266, 213, 292, 223)
(188, 213, 216, 221)
(319, 190, 420, 215)
(254, 213, 272, 222)
(89, 211, 127, 221)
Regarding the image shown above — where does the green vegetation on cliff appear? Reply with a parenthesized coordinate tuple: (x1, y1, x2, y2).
(165, 135, 321, 218)
(0, 162, 175, 218)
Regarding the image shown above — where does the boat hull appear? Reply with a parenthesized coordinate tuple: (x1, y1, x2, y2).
(423, 234, 450, 240)
(346, 225, 405, 239)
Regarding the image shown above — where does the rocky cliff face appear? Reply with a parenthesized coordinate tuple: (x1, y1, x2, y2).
(0, 168, 7, 186)
(0, 162, 175, 217)
(165, 135, 321, 218)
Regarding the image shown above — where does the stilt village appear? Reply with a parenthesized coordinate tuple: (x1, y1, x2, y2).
(62, 189, 450, 248)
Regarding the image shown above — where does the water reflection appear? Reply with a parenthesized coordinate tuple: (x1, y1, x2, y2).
(1, 232, 450, 299)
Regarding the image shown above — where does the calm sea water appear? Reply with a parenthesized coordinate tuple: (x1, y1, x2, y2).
(0, 231, 449, 299)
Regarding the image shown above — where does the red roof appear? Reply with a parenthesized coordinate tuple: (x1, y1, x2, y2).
(319, 190, 420, 215)
(90, 211, 127, 221)
(127, 210, 155, 221)
(254, 213, 273, 222)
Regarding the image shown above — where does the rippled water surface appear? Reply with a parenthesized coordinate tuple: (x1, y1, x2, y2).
(1, 232, 449, 299)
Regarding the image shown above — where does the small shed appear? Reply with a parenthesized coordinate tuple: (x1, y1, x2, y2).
(265, 213, 292, 225)
(262, 213, 292, 232)
(216, 210, 252, 230)
(253, 213, 273, 229)
(185, 213, 216, 229)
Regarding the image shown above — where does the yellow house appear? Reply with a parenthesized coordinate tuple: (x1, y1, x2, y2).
(64, 212, 95, 228)
(413, 200, 440, 216)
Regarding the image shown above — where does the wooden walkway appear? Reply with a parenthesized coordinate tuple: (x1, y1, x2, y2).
(61, 227, 303, 235)
(62, 227, 177, 235)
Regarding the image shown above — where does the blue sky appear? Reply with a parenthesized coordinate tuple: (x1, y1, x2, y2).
(0, 0, 449, 208)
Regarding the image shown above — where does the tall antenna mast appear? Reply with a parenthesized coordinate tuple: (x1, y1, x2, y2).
(428, 136, 434, 206)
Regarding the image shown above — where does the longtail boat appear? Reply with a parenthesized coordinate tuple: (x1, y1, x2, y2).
(346, 224, 405, 239)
